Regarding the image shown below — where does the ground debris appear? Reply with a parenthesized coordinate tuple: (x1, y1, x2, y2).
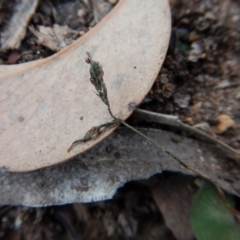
(211, 114, 235, 134)
(0, 0, 240, 239)
(0, 0, 39, 50)
(29, 24, 82, 51)
(149, 0, 240, 149)
(92, 0, 113, 23)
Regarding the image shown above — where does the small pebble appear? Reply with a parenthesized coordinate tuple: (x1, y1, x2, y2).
(174, 93, 191, 108)
(7, 50, 20, 64)
(187, 31, 201, 42)
(188, 41, 203, 62)
(108, 0, 118, 4)
(77, 9, 87, 18)
(211, 114, 235, 134)
(215, 79, 231, 89)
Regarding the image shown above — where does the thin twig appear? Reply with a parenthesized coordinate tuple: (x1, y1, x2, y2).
(133, 108, 240, 158)
(119, 120, 185, 165)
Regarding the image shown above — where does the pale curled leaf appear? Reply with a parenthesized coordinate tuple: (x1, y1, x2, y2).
(0, 0, 171, 171)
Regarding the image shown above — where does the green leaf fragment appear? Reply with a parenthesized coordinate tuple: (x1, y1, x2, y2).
(190, 184, 240, 240)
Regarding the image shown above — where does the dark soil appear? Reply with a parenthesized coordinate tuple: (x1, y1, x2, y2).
(0, 0, 240, 239)
(148, 0, 240, 150)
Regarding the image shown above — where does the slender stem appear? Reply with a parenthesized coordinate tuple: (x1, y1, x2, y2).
(134, 109, 240, 158)
(120, 119, 240, 218)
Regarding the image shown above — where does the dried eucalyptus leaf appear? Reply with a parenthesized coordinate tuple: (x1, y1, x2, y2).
(1, 128, 240, 206)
